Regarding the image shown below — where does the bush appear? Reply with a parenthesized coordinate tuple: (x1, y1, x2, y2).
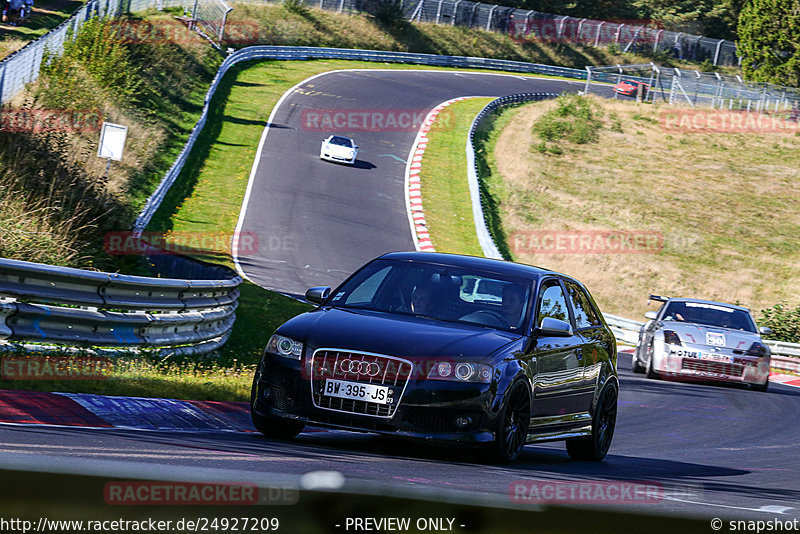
(363, 0, 406, 28)
(758, 303, 800, 343)
(531, 94, 603, 154)
(283, 0, 310, 17)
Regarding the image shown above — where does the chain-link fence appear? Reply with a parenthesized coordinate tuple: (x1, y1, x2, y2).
(233, 0, 740, 67)
(0, 0, 222, 105)
(585, 64, 800, 113)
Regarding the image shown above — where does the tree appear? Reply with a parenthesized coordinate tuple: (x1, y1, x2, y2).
(738, 0, 800, 86)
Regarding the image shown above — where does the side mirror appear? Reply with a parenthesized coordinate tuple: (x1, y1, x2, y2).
(305, 286, 331, 305)
(538, 317, 573, 337)
(644, 311, 658, 320)
(759, 326, 774, 337)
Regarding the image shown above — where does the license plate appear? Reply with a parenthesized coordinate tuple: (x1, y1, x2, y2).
(323, 379, 390, 405)
(675, 350, 733, 363)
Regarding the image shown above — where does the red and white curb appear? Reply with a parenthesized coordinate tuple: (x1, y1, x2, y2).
(404, 96, 479, 252)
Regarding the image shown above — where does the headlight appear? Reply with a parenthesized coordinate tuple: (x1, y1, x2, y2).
(746, 342, 769, 358)
(347, 150, 355, 158)
(266, 334, 303, 360)
(663, 330, 682, 346)
(427, 361, 492, 383)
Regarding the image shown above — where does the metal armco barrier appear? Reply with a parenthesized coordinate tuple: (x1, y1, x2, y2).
(603, 312, 800, 372)
(134, 45, 587, 231)
(465, 93, 557, 260)
(0, 257, 240, 355)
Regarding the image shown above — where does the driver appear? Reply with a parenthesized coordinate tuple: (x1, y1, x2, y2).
(410, 285, 435, 315)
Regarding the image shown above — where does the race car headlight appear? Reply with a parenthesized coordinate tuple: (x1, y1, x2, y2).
(746, 341, 769, 358)
(664, 330, 682, 346)
(428, 362, 492, 383)
(266, 334, 303, 360)
(347, 150, 355, 158)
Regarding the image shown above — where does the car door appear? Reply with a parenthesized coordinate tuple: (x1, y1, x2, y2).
(564, 281, 614, 412)
(529, 277, 586, 418)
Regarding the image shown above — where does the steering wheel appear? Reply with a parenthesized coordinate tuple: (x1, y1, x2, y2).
(460, 310, 508, 329)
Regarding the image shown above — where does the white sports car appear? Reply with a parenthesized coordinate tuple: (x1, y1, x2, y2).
(633, 296, 772, 391)
(320, 135, 358, 165)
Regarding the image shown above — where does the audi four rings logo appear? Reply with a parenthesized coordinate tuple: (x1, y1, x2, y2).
(339, 359, 381, 376)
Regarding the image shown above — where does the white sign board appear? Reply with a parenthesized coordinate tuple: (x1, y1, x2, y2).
(97, 122, 128, 161)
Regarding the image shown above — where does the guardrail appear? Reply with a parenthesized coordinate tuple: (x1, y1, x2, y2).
(134, 45, 587, 231)
(603, 312, 800, 372)
(465, 93, 557, 260)
(0, 256, 240, 356)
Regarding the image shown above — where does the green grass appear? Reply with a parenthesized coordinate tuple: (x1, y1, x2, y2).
(417, 97, 490, 256)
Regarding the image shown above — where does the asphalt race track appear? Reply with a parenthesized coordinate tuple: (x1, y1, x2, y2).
(234, 69, 593, 295)
(1, 354, 799, 524)
(2, 68, 797, 528)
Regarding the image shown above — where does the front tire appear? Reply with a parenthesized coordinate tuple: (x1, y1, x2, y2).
(482, 381, 531, 463)
(752, 379, 769, 392)
(631, 347, 645, 374)
(566, 383, 618, 461)
(645, 342, 659, 379)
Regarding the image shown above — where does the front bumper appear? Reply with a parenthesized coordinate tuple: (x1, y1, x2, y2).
(320, 151, 356, 165)
(656, 344, 770, 386)
(253, 352, 497, 443)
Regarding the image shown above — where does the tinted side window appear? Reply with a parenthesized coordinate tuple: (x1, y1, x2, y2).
(538, 281, 570, 324)
(565, 282, 601, 328)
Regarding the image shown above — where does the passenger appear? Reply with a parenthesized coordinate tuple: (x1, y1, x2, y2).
(502, 284, 525, 328)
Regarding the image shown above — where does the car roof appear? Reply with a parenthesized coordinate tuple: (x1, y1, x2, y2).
(378, 251, 572, 281)
(664, 297, 751, 312)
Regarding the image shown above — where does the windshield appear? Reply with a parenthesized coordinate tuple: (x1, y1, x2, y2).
(662, 301, 756, 332)
(329, 136, 353, 147)
(327, 259, 532, 333)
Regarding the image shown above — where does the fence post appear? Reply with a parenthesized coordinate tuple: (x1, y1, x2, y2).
(713, 39, 723, 66)
(435, 0, 443, 23)
(594, 21, 604, 47)
(451, 0, 461, 25)
(614, 24, 624, 44)
(653, 29, 663, 54)
(486, 5, 498, 31)
(337, 0, 345, 14)
(576, 18, 586, 42)
(584, 66, 591, 94)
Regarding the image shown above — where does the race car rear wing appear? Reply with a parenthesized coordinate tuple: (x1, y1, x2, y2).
(648, 294, 669, 303)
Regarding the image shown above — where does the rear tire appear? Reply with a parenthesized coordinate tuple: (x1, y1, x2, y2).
(482, 381, 531, 464)
(566, 384, 617, 461)
(250, 359, 305, 440)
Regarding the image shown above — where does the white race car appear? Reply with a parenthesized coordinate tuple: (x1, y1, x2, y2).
(633, 295, 772, 391)
(320, 135, 358, 165)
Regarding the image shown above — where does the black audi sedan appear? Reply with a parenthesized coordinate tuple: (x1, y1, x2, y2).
(250, 252, 618, 463)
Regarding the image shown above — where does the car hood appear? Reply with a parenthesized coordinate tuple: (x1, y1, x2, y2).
(278, 307, 522, 361)
(663, 321, 760, 350)
(323, 143, 354, 157)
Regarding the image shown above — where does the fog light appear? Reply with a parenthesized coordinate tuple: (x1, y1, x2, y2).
(454, 415, 472, 429)
(262, 387, 271, 400)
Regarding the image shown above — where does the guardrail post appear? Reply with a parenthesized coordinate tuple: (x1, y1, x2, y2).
(584, 66, 591, 94)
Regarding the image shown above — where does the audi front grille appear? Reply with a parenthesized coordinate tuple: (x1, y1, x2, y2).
(310, 349, 414, 418)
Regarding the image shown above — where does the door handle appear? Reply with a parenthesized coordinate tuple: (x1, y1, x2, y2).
(575, 347, 583, 360)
